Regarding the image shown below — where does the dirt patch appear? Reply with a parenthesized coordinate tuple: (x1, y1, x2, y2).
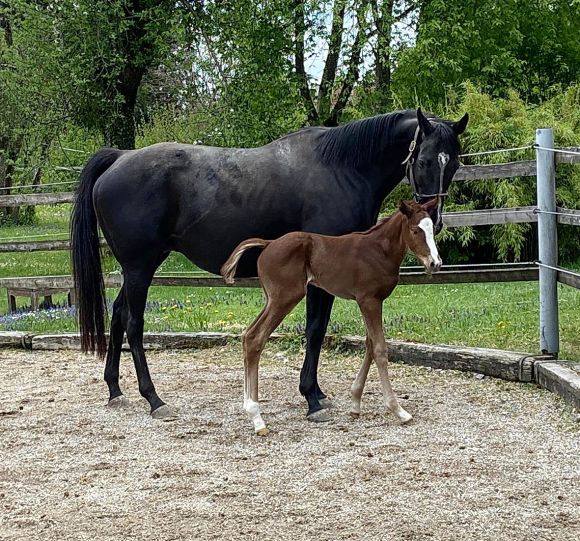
(0, 345, 579, 541)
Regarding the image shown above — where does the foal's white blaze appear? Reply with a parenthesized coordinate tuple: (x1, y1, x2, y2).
(418, 217, 442, 266)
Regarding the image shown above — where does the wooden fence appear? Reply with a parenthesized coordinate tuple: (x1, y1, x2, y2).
(1, 141, 579, 356)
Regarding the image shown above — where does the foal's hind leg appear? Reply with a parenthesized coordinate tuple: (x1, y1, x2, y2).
(104, 286, 129, 407)
(350, 334, 373, 418)
(358, 298, 412, 424)
(243, 289, 304, 435)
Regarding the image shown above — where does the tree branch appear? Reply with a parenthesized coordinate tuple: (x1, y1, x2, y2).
(328, 0, 370, 126)
(317, 0, 347, 118)
(293, 0, 318, 125)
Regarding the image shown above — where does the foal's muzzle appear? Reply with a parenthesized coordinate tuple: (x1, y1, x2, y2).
(423, 256, 442, 274)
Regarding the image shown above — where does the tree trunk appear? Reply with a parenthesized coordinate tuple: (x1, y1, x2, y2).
(104, 65, 145, 150)
(374, 0, 394, 112)
(327, 0, 370, 126)
(293, 0, 319, 125)
(317, 0, 347, 121)
(0, 138, 22, 223)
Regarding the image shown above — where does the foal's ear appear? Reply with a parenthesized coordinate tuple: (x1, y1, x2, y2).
(417, 107, 434, 136)
(421, 197, 439, 212)
(452, 112, 469, 135)
(399, 200, 414, 218)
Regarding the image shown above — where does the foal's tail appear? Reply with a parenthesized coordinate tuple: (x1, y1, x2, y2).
(221, 239, 271, 284)
(70, 148, 123, 358)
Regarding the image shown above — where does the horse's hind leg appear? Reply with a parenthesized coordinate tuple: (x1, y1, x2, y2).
(350, 333, 373, 418)
(104, 286, 129, 407)
(300, 286, 335, 418)
(123, 268, 175, 420)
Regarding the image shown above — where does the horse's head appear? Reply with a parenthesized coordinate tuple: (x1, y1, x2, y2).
(404, 108, 469, 234)
(399, 198, 442, 274)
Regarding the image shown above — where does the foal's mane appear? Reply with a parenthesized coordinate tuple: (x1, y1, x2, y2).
(314, 110, 460, 167)
(357, 213, 397, 236)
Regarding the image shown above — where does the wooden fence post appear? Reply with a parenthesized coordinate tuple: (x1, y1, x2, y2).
(535, 128, 559, 356)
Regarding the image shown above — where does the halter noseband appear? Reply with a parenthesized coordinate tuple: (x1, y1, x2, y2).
(402, 125, 450, 202)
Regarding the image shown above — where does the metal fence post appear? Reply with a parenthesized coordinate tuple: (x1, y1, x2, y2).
(535, 128, 559, 356)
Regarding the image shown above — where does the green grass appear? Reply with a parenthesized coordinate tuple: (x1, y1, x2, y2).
(1, 205, 579, 361)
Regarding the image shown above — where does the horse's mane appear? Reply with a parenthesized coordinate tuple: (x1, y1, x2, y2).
(314, 110, 460, 167)
(315, 111, 408, 167)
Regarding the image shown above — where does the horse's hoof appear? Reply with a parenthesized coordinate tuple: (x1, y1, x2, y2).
(399, 411, 413, 425)
(349, 410, 360, 419)
(151, 404, 178, 421)
(307, 409, 332, 423)
(319, 397, 333, 409)
(256, 427, 270, 437)
(107, 396, 130, 408)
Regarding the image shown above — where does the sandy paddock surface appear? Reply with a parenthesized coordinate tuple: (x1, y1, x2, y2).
(0, 345, 579, 541)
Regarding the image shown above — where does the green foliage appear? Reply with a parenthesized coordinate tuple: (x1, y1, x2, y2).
(392, 0, 580, 107)
(437, 84, 580, 262)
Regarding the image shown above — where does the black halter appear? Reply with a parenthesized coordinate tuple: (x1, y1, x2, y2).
(401, 125, 450, 201)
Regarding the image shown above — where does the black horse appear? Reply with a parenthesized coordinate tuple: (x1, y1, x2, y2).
(71, 108, 468, 420)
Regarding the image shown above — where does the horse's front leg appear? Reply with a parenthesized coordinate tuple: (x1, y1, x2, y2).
(358, 297, 413, 424)
(299, 286, 335, 421)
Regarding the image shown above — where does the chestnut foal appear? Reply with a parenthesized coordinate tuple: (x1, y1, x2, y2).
(221, 198, 442, 435)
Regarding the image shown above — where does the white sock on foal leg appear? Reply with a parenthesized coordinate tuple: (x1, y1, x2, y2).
(244, 398, 269, 435)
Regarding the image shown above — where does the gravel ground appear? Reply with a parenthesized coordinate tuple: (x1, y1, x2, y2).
(0, 345, 579, 541)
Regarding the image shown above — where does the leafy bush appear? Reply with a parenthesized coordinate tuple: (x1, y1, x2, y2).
(438, 84, 580, 263)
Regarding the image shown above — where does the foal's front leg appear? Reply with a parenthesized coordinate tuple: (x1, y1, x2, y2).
(350, 334, 372, 417)
(357, 298, 413, 424)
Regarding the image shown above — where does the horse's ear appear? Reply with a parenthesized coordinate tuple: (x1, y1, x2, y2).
(422, 197, 439, 212)
(453, 112, 469, 135)
(399, 200, 414, 218)
(417, 107, 433, 136)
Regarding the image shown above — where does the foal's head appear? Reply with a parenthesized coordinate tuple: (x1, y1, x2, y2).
(399, 198, 442, 273)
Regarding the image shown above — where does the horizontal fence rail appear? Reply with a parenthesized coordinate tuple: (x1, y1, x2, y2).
(443, 206, 538, 226)
(0, 238, 107, 253)
(0, 161, 544, 207)
(1, 206, 577, 253)
(0, 192, 75, 207)
(0, 264, 540, 292)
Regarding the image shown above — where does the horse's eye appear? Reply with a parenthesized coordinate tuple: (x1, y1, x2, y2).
(417, 159, 425, 168)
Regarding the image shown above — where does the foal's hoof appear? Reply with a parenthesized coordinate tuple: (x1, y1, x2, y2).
(256, 427, 270, 437)
(399, 411, 413, 425)
(107, 396, 130, 409)
(307, 409, 331, 423)
(319, 397, 333, 410)
(151, 404, 178, 421)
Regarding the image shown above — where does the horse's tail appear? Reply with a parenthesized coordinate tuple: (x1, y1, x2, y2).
(70, 148, 123, 358)
(220, 239, 271, 285)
